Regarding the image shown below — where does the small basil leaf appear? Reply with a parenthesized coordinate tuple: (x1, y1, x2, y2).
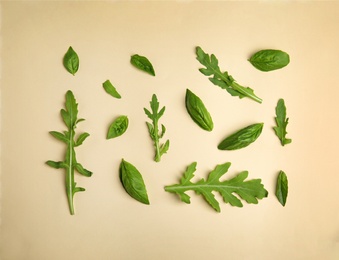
(130, 54, 155, 76)
(102, 80, 121, 99)
(249, 49, 290, 71)
(63, 46, 79, 75)
(185, 89, 214, 131)
(275, 170, 288, 206)
(107, 116, 128, 139)
(218, 123, 263, 150)
(119, 159, 150, 205)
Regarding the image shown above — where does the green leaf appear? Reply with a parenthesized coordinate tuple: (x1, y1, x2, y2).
(49, 131, 68, 143)
(102, 79, 121, 99)
(196, 46, 262, 104)
(75, 163, 93, 177)
(275, 170, 288, 206)
(64, 90, 78, 129)
(130, 54, 155, 76)
(119, 159, 150, 205)
(107, 116, 129, 139)
(46, 160, 67, 169)
(165, 162, 268, 212)
(185, 89, 214, 131)
(63, 46, 79, 75)
(249, 49, 290, 71)
(273, 99, 292, 146)
(218, 123, 264, 150)
(75, 132, 90, 147)
(144, 94, 169, 162)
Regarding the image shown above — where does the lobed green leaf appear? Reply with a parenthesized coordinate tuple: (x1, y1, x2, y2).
(107, 116, 129, 139)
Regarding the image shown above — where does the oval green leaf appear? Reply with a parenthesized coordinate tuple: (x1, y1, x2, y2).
(185, 89, 214, 131)
(63, 46, 79, 75)
(119, 159, 150, 205)
(275, 170, 288, 206)
(249, 49, 290, 72)
(218, 123, 263, 150)
(103, 80, 121, 99)
(130, 54, 155, 76)
(107, 116, 128, 139)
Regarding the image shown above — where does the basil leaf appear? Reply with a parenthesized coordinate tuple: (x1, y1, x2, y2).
(107, 116, 129, 139)
(249, 49, 290, 71)
(218, 123, 264, 150)
(103, 80, 121, 99)
(275, 170, 288, 206)
(119, 159, 150, 205)
(185, 89, 214, 131)
(63, 46, 79, 75)
(130, 54, 155, 76)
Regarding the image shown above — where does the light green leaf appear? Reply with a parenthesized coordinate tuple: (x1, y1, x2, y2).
(130, 54, 155, 76)
(107, 116, 129, 139)
(249, 49, 290, 71)
(102, 80, 121, 99)
(63, 46, 79, 75)
(49, 131, 68, 143)
(275, 170, 288, 206)
(75, 132, 90, 146)
(75, 163, 93, 177)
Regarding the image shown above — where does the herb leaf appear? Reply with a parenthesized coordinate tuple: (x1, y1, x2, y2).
(103, 80, 121, 99)
(144, 94, 169, 162)
(218, 123, 264, 150)
(275, 170, 288, 206)
(196, 46, 262, 104)
(249, 49, 290, 71)
(119, 159, 150, 205)
(185, 89, 214, 131)
(46, 90, 92, 215)
(63, 46, 79, 75)
(165, 162, 268, 212)
(130, 54, 155, 76)
(107, 115, 129, 139)
(273, 99, 292, 146)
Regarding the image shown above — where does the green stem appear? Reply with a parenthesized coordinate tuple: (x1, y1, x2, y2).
(153, 118, 161, 162)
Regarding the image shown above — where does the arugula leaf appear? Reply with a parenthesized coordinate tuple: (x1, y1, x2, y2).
(275, 170, 288, 206)
(144, 94, 169, 162)
(63, 46, 79, 75)
(273, 99, 292, 146)
(103, 80, 121, 99)
(196, 46, 262, 104)
(218, 123, 264, 150)
(46, 90, 92, 215)
(119, 159, 150, 205)
(107, 115, 129, 139)
(130, 54, 155, 76)
(165, 162, 268, 212)
(185, 89, 214, 131)
(249, 49, 290, 71)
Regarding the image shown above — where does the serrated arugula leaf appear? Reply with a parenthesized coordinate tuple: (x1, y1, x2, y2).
(107, 116, 129, 139)
(196, 46, 262, 104)
(144, 94, 169, 162)
(165, 162, 268, 212)
(273, 99, 292, 146)
(46, 90, 92, 215)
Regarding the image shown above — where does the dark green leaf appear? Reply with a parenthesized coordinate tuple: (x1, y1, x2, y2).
(46, 160, 67, 169)
(273, 99, 292, 146)
(249, 49, 290, 71)
(218, 123, 264, 150)
(102, 80, 121, 99)
(130, 54, 155, 76)
(185, 89, 214, 131)
(63, 46, 79, 75)
(165, 162, 268, 212)
(119, 159, 150, 205)
(107, 116, 129, 139)
(275, 170, 288, 206)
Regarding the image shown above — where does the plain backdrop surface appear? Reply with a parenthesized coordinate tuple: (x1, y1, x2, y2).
(1, 1, 339, 259)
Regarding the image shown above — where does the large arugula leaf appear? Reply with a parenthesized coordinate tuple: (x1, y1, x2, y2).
(165, 162, 268, 212)
(273, 98, 292, 146)
(196, 46, 262, 104)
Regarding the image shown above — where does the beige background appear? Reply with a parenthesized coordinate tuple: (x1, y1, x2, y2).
(1, 1, 339, 259)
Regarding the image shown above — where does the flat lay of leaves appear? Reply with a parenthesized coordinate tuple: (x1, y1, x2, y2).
(119, 159, 150, 205)
(130, 54, 155, 76)
(63, 46, 79, 75)
(249, 49, 290, 71)
(164, 162, 268, 212)
(275, 170, 288, 206)
(218, 123, 264, 150)
(103, 79, 121, 99)
(196, 46, 263, 104)
(144, 94, 169, 162)
(46, 90, 92, 215)
(274, 98, 292, 146)
(185, 89, 214, 131)
(107, 115, 129, 139)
